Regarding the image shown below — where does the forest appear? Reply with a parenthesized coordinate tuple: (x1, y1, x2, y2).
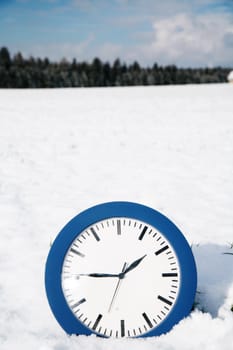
(0, 46, 231, 88)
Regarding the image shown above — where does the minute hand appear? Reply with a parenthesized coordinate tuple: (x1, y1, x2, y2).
(79, 272, 119, 278)
(119, 254, 147, 278)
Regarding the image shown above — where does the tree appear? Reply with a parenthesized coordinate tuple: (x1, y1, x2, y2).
(91, 57, 104, 86)
(0, 46, 232, 88)
(13, 52, 24, 67)
(0, 47, 11, 69)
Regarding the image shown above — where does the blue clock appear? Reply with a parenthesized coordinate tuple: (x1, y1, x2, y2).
(45, 201, 197, 338)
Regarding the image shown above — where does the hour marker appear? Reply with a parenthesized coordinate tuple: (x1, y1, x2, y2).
(120, 320, 125, 337)
(142, 312, 153, 328)
(162, 273, 178, 277)
(138, 226, 148, 240)
(92, 314, 103, 331)
(117, 220, 121, 235)
(158, 295, 173, 306)
(90, 227, 100, 241)
(70, 248, 85, 257)
(71, 298, 86, 309)
(155, 245, 169, 256)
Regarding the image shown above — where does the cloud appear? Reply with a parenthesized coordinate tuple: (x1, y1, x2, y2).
(118, 12, 233, 67)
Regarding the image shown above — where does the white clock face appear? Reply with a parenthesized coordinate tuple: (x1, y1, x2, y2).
(61, 217, 181, 338)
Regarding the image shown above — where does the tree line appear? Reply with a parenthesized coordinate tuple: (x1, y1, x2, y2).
(0, 47, 231, 88)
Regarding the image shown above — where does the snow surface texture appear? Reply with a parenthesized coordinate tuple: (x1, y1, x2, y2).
(0, 84, 233, 349)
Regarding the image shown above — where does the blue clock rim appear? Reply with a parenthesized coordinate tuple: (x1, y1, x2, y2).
(45, 201, 197, 338)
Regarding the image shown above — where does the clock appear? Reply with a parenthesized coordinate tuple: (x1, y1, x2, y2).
(45, 201, 197, 338)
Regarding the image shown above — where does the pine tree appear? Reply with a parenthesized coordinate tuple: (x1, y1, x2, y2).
(0, 47, 11, 69)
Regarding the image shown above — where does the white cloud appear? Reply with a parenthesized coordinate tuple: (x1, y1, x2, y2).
(121, 12, 233, 67)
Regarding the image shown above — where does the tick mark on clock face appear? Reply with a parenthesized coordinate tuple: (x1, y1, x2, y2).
(92, 314, 103, 331)
(162, 273, 178, 277)
(158, 295, 173, 306)
(155, 245, 169, 256)
(120, 320, 125, 337)
(90, 227, 100, 241)
(138, 225, 148, 240)
(70, 248, 85, 257)
(117, 220, 121, 235)
(71, 298, 86, 309)
(142, 312, 153, 328)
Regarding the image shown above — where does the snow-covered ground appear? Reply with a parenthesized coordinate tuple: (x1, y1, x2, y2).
(0, 84, 233, 349)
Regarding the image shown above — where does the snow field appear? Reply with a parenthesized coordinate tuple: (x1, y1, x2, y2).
(0, 83, 233, 349)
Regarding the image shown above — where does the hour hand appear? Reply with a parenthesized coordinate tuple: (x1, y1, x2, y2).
(121, 254, 147, 277)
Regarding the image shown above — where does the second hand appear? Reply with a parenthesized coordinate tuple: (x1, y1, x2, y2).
(108, 262, 127, 313)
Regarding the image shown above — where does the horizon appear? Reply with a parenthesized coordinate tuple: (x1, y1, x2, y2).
(2, 45, 233, 69)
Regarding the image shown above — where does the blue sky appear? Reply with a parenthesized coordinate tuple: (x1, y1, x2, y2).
(0, 0, 233, 67)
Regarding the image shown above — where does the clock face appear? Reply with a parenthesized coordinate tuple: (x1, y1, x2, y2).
(45, 202, 197, 338)
(61, 217, 180, 338)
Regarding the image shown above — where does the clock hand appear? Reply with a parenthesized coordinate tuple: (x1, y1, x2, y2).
(108, 262, 127, 313)
(75, 255, 147, 279)
(119, 254, 147, 278)
(77, 272, 119, 278)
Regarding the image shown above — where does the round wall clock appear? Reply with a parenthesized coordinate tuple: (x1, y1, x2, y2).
(45, 201, 197, 338)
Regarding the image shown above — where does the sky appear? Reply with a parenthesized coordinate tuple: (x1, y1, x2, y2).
(0, 0, 233, 67)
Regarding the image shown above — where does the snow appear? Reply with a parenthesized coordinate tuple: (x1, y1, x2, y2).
(0, 83, 233, 349)
(227, 71, 233, 82)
